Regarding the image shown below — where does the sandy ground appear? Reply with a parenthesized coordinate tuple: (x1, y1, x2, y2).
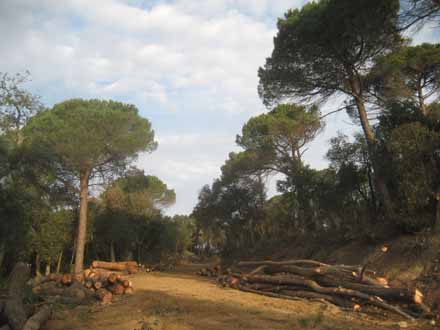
(44, 265, 432, 330)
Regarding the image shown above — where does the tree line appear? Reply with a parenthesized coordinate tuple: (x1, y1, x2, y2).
(192, 0, 440, 259)
(0, 74, 196, 276)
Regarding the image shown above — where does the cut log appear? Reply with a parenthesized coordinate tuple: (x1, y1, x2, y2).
(124, 287, 134, 295)
(84, 280, 93, 289)
(64, 281, 89, 301)
(22, 305, 51, 330)
(61, 274, 72, 286)
(91, 261, 128, 271)
(262, 264, 384, 287)
(107, 273, 117, 284)
(280, 289, 355, 309)
(5, 262, 31, 330)
(83, 269, 92, 279)
(89, 269, 126, 278)
(244, 274, 414, 320)
(127, 266, 138, 274)
(238, 260, 361, 272)
(109, 284, 125, 295)
(121, 280, 131, 288)
(95, 289, 112, 304)
(93, 281, 102, 290)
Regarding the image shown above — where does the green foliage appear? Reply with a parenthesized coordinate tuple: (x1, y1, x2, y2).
(258, 0, 401, 106)
(370, 43, 440, 112)
(237, 104, 322, 176)
(30, 209, 74, 264)
(24, 99, 157, 178)
(0, 72, 43, 143)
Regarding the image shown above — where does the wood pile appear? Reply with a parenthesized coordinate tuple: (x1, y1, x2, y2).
(1, 263, 52, 330)
(197, 265, 221, 278)
(217, 259, 433, 320)
(31, 261, 137, 305)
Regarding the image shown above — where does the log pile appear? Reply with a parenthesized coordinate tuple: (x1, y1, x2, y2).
(1, 263, 52, 330)
(197, 265, 221, 278)
(217, 259, 432, 320)
(30, 261, 137, 305)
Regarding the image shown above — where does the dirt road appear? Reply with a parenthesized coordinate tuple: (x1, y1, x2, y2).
(45, 269, 430, 330)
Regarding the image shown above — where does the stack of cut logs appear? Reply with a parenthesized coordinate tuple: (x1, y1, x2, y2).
(218, 259, 433, 320)
(82, 260, 138, 303)
(197, 265, 221, 278)
(32, 261, 138, 305)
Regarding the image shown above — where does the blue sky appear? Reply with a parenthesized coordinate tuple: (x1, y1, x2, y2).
(0, 0, 438, 215)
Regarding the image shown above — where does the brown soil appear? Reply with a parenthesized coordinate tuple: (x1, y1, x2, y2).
(44, 264, 433, 330)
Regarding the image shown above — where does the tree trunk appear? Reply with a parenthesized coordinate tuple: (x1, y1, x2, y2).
(35, 254, 41, 278)
(56, 251, 63, 274)
(417, 82, 427, 116)
(352, 93, 394, 217)
(45, 258, 51, 276)
(110, 242, 116, 262)
(74, 168, 90, 275)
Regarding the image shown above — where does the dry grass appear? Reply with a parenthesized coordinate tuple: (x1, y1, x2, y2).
(44, 270, 432, 330)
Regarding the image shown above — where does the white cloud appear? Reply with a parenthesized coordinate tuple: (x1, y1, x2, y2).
(1, 0, 438, 214)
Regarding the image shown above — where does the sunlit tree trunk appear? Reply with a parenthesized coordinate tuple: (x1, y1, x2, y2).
(352, 85, 394, 218)
(74, 167, 90, 275)
(56, 251, 63, 273)
(45, 257, 51, 276)
(35, 253, 41, 277)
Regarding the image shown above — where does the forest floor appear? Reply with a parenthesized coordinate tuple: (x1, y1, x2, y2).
(44, 264, 433, 330)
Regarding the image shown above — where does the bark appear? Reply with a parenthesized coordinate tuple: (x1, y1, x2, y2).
(5, 262, 31, 330)
(74, 168, 91, 275)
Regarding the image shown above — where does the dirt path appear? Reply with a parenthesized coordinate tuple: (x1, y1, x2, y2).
(45, 270, 430, 330)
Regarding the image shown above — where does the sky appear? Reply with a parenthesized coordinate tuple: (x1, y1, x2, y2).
(0, 0, 439, 215)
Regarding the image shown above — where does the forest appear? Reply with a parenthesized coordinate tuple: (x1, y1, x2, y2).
(192, 0, 440, 260)
(0, 0, 440, 329)
(0, 0, 439, 279)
